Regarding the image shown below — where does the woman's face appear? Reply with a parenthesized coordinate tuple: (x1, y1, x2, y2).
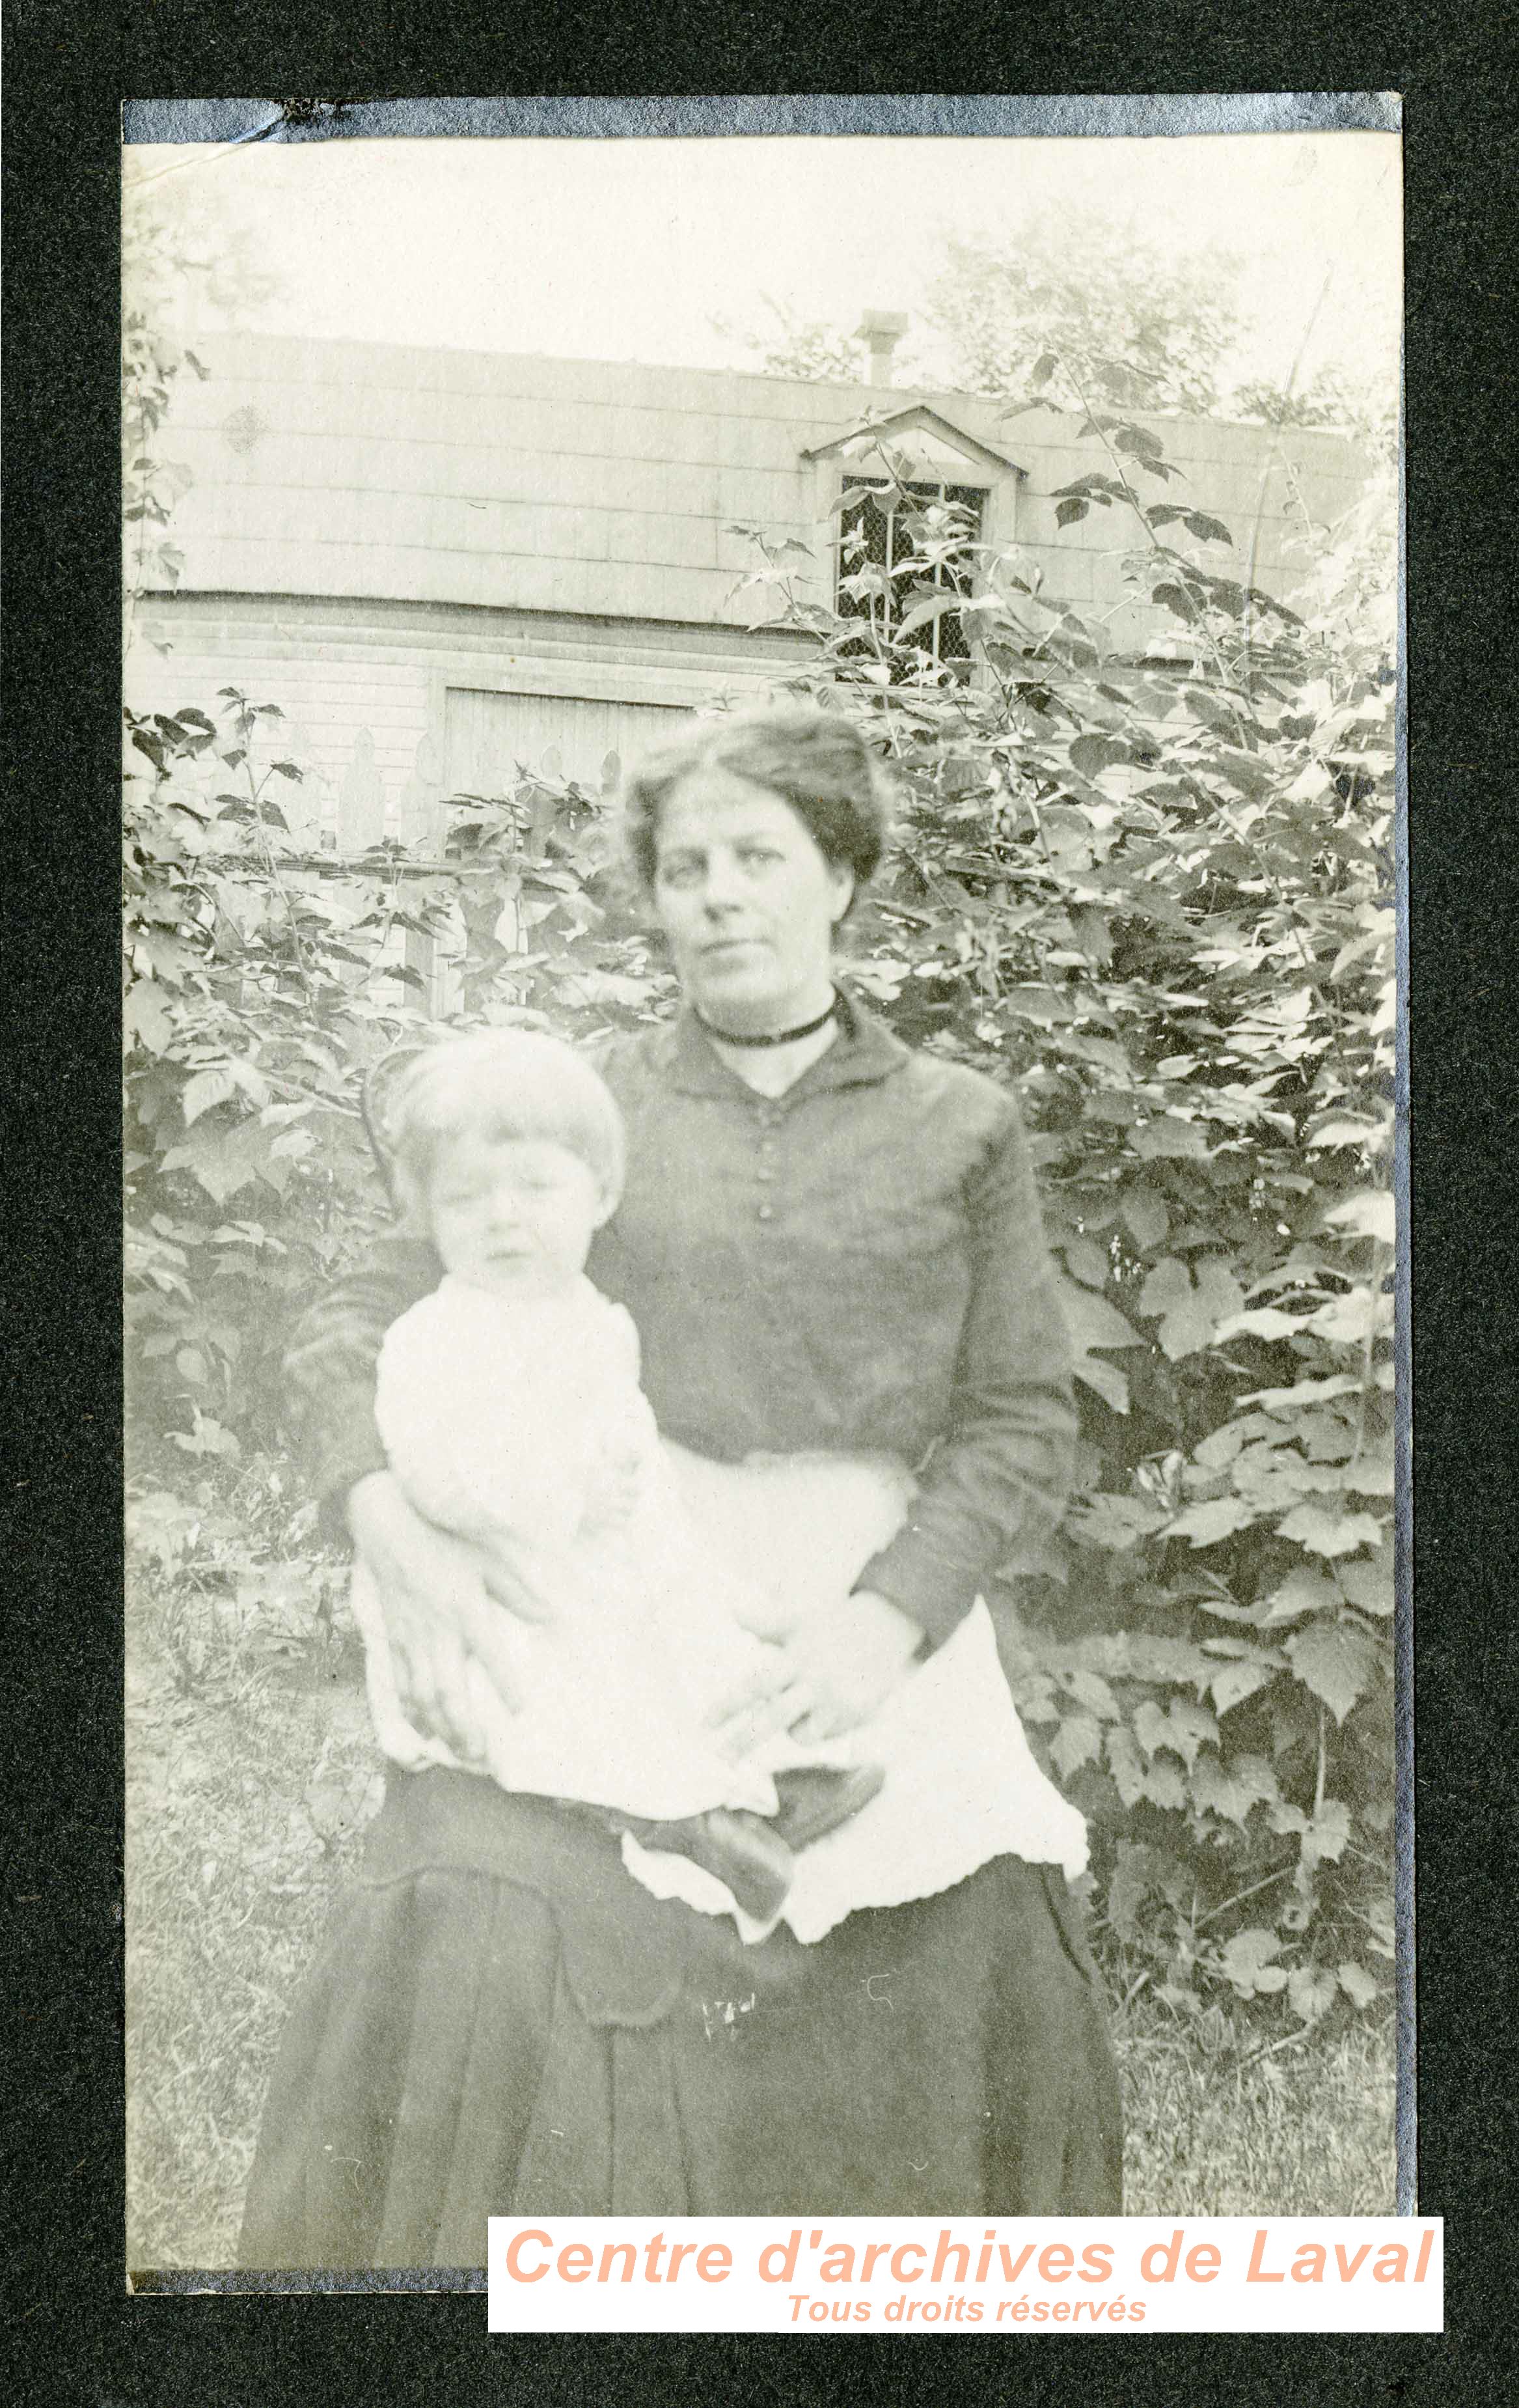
(651, 766, 854, 1031)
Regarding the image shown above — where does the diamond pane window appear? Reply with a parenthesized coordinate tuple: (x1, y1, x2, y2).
(836, 479, 985, 681)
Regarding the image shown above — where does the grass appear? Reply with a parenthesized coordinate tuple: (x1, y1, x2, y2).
(126, 1595, 382, 2274)
(126, 1583, 1397, 2271)
(1115, 1994, 1395, 2217)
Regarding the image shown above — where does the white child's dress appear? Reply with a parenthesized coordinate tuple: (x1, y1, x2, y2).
(357, 1273, 786, 1824)
(355, 1271, 1088, 1944)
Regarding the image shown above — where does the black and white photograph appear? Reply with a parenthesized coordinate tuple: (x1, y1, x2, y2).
(121, 100, 1403, 2282)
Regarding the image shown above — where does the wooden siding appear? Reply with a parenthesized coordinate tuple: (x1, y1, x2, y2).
(126, 594, 796, 850)
(126, 339, 1372, 853)
(444, 685, 687, 803)
(148, 335, 1369, 643)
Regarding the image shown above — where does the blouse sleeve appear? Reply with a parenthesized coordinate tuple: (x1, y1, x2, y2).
(853, 1096, 1078, 1650)
(282, 1231, 441, 1543)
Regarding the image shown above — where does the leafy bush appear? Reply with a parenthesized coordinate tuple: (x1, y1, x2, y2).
(124, 383, 1394, 2027)
(730, 398, 1396, 2025)
(126, 1455, 351, 1691)
(122, 688, 674, 1467)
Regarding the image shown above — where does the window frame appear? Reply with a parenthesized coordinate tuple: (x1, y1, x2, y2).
(834, 475, 990, 679)
(802, 411, 1024, 689)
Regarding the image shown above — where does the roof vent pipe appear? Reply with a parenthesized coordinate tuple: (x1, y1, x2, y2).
(855, 311, 909, 389)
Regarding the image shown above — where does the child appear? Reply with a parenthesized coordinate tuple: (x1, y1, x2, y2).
(352, 1028, 880, 1924)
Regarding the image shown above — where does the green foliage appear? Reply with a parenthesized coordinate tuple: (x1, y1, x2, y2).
(729, 397, 1396, 2027)
(1233, 365, 1399, 463)
(730, 207, 1395, 447)
(735, 206, 1247, 414)
(122, 689, 672, 1469)
(126, 1455, 351, 1693)
(121, 234, 204, 610)
(122, 182, 277, 625)
(922, 208, 1246, 413)
(716, 297, 873, 387)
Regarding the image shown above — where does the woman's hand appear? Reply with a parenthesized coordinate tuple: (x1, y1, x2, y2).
(702, 1637, 815, 1761)
(777, 1590, 924, 1743)
(347, 1472, 549, 1758)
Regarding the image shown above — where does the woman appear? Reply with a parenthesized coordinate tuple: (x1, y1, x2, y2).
(241, 704, 1121, 2267)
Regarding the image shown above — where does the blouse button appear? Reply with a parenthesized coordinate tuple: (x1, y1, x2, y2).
(758, 1204, 774, 1222)
(756, 1167, 776, 1184)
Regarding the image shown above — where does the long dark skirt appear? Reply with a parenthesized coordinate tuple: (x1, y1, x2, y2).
(240, 1768, 1122, 2269)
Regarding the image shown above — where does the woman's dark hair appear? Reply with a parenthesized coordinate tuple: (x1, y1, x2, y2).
(619, 703, 894, 902)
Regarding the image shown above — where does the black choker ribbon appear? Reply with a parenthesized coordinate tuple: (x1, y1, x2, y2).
(694, 991, 841, 1049)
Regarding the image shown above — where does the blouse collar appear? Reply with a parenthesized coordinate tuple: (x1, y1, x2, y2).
(663, 985, 910, 1101)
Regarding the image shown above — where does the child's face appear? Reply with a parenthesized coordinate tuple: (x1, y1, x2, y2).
(423, 1131, 610, 1300)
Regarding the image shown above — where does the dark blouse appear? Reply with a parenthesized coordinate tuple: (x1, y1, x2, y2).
(284, 995, 1076, 1651)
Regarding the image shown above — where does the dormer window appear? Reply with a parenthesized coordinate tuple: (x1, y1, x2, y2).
(801, 406, 1025, 685)
(837, 478, 986, 680)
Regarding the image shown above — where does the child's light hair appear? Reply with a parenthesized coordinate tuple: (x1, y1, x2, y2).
(385, 1029, 625, 1211)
